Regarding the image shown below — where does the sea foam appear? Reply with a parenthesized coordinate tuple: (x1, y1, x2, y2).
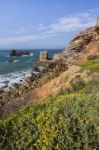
(0, 69, 32, 91)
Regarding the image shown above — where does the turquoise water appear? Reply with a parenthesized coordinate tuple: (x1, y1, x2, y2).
(0, 49, 63, 90)
(0, 49, 62, 75)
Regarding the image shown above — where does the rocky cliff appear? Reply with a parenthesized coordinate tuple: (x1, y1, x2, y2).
(54, 17, 99, 64)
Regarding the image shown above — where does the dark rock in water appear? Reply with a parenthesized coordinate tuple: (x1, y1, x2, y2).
(9, 50, 17, 56)
(8, 60, 14, 63)
(9, 49, 30, 57)
(20, 80, 23, 82)
(2, 81, 9, 84)
(3, 85, 8, 89)
(13, 83, 19, 88)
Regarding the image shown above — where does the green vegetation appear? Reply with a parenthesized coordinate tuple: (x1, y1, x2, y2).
(0, 58, 99, 150)
(80, 58, 99, 72)
(0, 82, 99, 150)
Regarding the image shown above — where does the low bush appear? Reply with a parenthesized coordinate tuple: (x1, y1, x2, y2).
(80, 58, 99, 72)
(70, 80, 86, 92)
(0, 85, 99, 150)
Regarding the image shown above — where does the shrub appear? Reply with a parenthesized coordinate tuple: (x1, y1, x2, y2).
(70, 80, 86, 92)
(80, 58, 99, 72)
(0, 86, 99, 149)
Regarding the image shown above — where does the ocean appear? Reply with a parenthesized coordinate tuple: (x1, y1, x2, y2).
(0, 49, 63, 91)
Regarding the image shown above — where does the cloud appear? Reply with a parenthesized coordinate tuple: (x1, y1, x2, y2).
(44, 11, 98, 34)
(0, 35, 39, 46)
(0, 34, 57, 46)
(0, 8, 99, 47)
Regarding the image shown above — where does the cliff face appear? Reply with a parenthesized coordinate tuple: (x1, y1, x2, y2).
(68, 27, 99, 52)
(54, 19, 99, 64)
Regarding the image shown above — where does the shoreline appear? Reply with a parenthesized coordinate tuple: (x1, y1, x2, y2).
(0, 66, 47, 119)
(0, 65, 45, 92)
(0, 60, 68, 119)
(0, 69, 32, 91)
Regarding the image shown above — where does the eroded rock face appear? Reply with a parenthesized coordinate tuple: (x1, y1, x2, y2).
(57, 18, 99, 64)
(9, 50, 30, 56)
(67, 26, 99, 53)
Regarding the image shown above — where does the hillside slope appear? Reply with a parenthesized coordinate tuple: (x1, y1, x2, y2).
(0, 65, 99, 149)
(0, 18, 99, 150)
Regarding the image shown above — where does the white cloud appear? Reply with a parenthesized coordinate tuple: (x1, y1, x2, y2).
(0, 8, 99, 47)
(0, 34, 57, 46)
(44, 11, 98, 34)
(0, 35, 39, 45)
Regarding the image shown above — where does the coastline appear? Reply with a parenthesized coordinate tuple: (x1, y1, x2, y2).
(0, 49, 64, 119)
(0, 69, 32, 91)
(0, 60, 68, 119)
(0, 64, 46, 92)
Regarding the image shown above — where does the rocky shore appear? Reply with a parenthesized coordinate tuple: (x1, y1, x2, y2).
(0, 60, 68, 119)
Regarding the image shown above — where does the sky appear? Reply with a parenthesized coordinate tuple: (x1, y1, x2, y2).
(0, 0, 99, 49)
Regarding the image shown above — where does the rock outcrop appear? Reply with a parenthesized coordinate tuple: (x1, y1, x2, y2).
(54, 17, 99, 64)
(9, 50, 30, 56)
(67, 26, 99, 54)
(39, 51, 48, 62)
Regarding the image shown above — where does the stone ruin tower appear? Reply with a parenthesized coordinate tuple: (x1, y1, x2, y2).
(96, 16, 99, 27)
(39, 51, 48, 62)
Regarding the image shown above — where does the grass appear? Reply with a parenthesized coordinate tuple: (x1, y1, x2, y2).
(80, 58, 99, 72)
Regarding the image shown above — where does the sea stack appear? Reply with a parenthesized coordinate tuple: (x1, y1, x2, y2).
(9, 50, 30, 56)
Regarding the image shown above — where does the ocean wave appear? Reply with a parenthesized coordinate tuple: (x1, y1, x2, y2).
(0, 69, 32, 91)
(30, 53, 34, 56)
(5, 60, 19, 64)
(14, 60, 19, 63)
(22, 53, 34, 57)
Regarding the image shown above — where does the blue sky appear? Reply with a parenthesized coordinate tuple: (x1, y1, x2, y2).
(0, 0, 99, 49)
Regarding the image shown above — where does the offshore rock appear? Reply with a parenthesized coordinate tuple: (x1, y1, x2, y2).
(9, 50, 30, 56)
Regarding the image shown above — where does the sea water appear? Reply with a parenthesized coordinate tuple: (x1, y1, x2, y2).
(0, 49, 62, 90)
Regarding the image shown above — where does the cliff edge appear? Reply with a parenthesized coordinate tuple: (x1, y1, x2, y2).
(54, 17, 99, 64)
